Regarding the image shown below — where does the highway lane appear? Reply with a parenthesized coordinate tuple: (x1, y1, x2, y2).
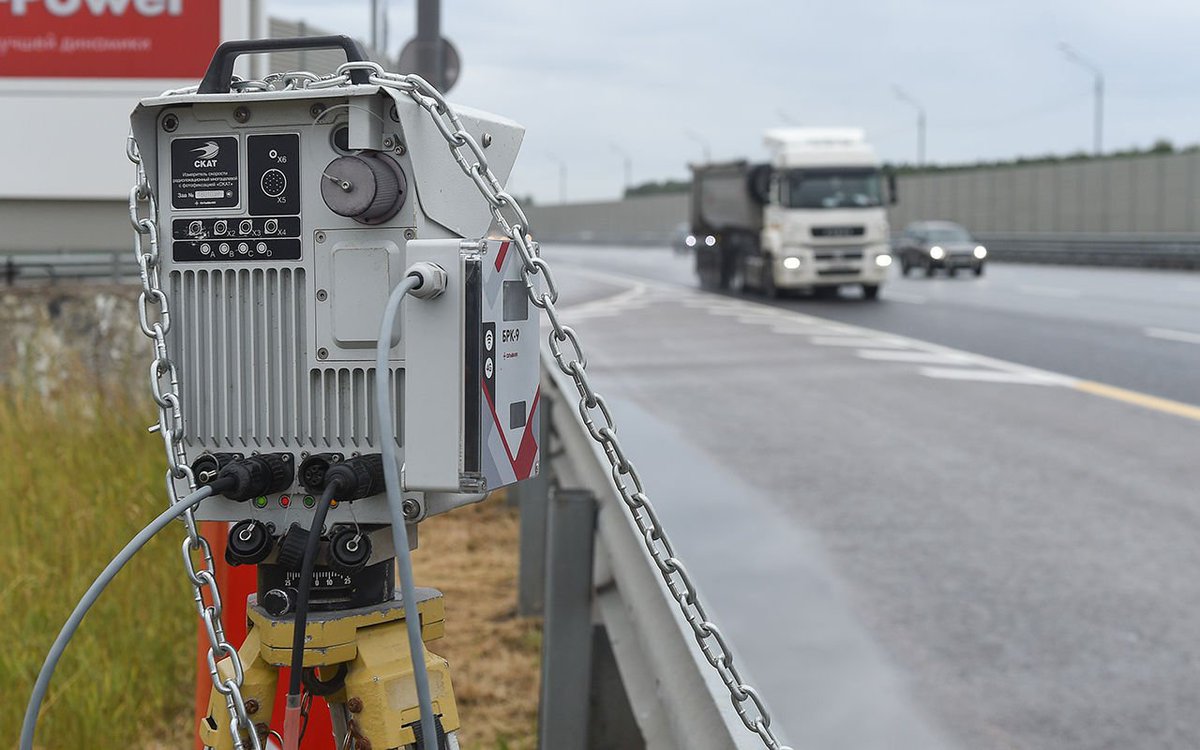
(543, 245, 1200, 408)
(540, 245, 1200, 750)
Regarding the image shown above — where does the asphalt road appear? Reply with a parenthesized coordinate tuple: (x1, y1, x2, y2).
(540, 245, 1200, 750)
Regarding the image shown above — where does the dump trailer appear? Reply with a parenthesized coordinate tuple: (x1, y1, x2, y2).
(690, 128, 896, 299)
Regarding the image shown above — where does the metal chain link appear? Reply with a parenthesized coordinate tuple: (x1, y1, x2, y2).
(132, 61, 789, 750)
(353, 64, 792, 749)
(127, 137, 261, 750)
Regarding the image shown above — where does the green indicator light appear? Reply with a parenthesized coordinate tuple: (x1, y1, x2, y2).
(253, 496, 268, 508)
(303, 495, 316, 509)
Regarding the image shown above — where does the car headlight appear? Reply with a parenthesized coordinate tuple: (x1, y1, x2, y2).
(929, 246, 945, 260)
(874, 254, 892, 268)
(974, 245, 987, 259)
(705, 235, 717, 247)
(685, 235, 696, 247)
(783, 256, 801, 270)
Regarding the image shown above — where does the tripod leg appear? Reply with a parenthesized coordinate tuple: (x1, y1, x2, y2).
(341, 616, 461, 748)
(328, 699, 353, 750)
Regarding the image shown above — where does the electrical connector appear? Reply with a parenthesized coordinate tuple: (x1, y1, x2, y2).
(324, 454, 386, 500)
(225, 519, 274, 566)
(191, 452, 242, 486)
(406, 262, 447, 300)
(216, 453, 295, 502)
(298, 452, 344, 492)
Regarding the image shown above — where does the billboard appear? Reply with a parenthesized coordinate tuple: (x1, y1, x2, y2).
(0, 0, 221, 79)
(0, 0, 258, 201)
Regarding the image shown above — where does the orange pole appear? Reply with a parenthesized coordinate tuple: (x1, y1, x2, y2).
(193, 521, 334, 749)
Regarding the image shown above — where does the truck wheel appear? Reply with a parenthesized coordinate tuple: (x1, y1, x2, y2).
(863, 284, 880, 300)
(718, 254, 736, 291)
(696, 256, 715, 289)
(762, 264, 781, 298)
(726, 255, 750, 293)
(974, 264, 985, 277)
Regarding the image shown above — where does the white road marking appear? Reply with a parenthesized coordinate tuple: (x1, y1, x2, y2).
(1017, 284, 1081, 299)
(920, 367, 1071, 385)
(556, 263, 1080, 388)
(1144, 327, 1200, 346)
(810, 336, 911, 348)
(557, 282, 651, 319)
(882, 291, 928, 304)
(857, 349, 972, 364)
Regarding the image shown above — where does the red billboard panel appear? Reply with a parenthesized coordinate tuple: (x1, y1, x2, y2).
(0, 0, 220, 79)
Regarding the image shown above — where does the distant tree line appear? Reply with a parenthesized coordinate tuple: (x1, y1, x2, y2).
(886, 138, 1197, 175)
(624, 179, 691, 197)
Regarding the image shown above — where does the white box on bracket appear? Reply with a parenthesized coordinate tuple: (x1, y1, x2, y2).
(404, 239, 542, 493)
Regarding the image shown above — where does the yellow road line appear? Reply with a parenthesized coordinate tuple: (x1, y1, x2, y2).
(1074, 380, 1200, 422)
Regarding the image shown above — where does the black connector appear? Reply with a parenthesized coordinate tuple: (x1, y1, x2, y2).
(225, 519, 274, 566)
(192, 452, 242, 486)
(275, 522, 309, 570)
(323, 454, 386, 500)
(328, 525, 372, 574)
(216, 453, 294, 502)
(298, 452, 344, 492)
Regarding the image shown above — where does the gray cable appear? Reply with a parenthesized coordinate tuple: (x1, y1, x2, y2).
(20, 485, 215, 750)
(376, 272, 440, 750)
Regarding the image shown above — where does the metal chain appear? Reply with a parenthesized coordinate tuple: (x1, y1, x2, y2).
(131, 62, 788, 750)
(344, 63, 790, 749)
(127, 137, 261, 750)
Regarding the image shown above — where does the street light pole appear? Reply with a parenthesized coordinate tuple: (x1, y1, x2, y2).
(893, 85, 926, 166)
(609, 143, 632, 196)
(683, 129, 711, 163)
(547, 154, 567, 203)
(416, 0, 444, 91)
(1059, 42, 1104, 155)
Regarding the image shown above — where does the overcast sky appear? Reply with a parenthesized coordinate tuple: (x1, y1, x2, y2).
(268, 0, 1200, 204)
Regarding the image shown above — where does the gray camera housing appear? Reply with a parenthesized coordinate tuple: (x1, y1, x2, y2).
(131, 83, 536, 525)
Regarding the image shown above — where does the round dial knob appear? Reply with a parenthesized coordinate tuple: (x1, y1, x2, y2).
(261, 587, 295, 617)
(319, 152, 407, 225)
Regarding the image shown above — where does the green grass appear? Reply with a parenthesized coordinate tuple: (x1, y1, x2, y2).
(0, 382, 195, 749)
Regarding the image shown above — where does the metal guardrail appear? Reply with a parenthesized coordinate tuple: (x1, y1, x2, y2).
(513, 347, 754, 750)
(6, 231, 1200, 284)
(2, 252, 137, 285)
(972, 232, 1200, 270)
(532, 230, 1200, 269)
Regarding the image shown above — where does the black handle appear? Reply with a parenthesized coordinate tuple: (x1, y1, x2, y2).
(198, 35, 372, 95)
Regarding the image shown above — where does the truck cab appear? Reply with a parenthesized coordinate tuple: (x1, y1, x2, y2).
(692, 128, 895, 299)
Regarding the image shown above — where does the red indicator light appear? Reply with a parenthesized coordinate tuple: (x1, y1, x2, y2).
(279, 495, 291, 508)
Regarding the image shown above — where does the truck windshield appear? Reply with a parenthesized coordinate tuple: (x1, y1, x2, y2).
(781, 169, 883, 209)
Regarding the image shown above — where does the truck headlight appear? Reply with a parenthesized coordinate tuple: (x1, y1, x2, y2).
(685, 235, 696, 247)
(874, 254, 892, 268)
(929, 246, 945, 260)
(974, 245, 987, 259)
(705, 235, 717, 247)
(783, 256, 801, 270)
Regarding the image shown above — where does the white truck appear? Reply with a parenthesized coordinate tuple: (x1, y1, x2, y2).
(690, 128, 895, 299)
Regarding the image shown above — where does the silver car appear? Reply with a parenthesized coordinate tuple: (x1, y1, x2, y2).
(894, 221, 987, 277)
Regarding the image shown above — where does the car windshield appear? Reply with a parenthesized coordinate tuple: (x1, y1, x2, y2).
(924, 226, 973, 242)
(781, 169, 883, 209)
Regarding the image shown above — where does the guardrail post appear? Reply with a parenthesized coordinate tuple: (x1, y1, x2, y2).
(516, 398, 553, 615)
(4, 256, 15, 286)
(538, 487, 597, 750)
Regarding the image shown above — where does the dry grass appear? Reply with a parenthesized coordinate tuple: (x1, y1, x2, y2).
(413, 495, 543, 750)
(1, 284, 540, 749)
